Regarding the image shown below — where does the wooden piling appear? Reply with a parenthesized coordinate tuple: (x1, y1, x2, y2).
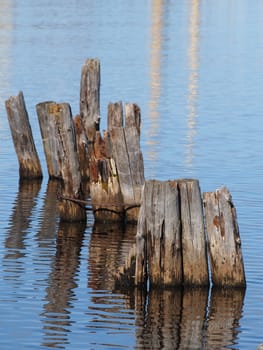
(36, 101, 86, 222)
(88, 101, 144, 222)
(109, 102, 144, 222)
(133, 179, 209, 288)
(5, 91, 42, 179)
(80, 58, 100, 142)
(36, 101, 62, 179)
(89, 131, 124, 222)
(136, 180, 183, 288)
(74, 114, 89, 181)
(203, 187, 246, 287)
(178, 179, 209, 286)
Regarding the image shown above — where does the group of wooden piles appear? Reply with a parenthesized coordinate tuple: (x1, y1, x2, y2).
(5, 58, 246, 289)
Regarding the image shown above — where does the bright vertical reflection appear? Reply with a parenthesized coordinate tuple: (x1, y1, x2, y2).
(0, 0, 13, 129)
(147, 0, 163, 162)
(186, 0, 200, 167)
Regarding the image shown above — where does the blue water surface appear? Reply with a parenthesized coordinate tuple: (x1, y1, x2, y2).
(1, 1, 263, 349)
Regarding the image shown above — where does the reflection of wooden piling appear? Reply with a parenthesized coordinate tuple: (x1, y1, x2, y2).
(42, 221, 85, 347)
(80, 58, 100, 142)
(5, 179, 42, 260)
(179, 288, 208, 349)
(203, 187, 246, 287)
(179, 179, 209, 286)
(135, 289, 183, 349)
(89, 221, 137, 290)
(205, 287, 245, 348)
(36, 102, 86, 222)
(5, 91, 42, 179)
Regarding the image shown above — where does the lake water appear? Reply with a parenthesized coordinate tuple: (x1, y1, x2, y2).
(1, 1, 263, 349)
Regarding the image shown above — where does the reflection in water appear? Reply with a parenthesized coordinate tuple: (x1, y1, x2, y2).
(205, 287, 245, 349)
(87, 220, 245, 349)
(3, 180, 42, 282)
(41, 221, 86, 349)
(87, 222, 137, 349)
(134, 286, 244, 349)
(88, 221, 137, 291)
(135, 288, 183, 349)
(185, 0, 200, 168)
(147, 0, 164, 162)
(179, 288, 208, 349)
(35, 180, 59, 244)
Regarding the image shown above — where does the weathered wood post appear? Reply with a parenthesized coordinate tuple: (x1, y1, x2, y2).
(80, 58, 100, 142)
(109, 102, 144, 222)
(89, 131, 124, 221)
(36, 101, 63, 179)
(88, 101, 144, 222)
(36, 102, 86, 222)
(74, 114, 89, 181)
(5, 91, 43, 179)
(178, 179, 209, 286)
(136, 180, 183, 288)
(203, 187, 246, 287)
(134, 179, 209, 288)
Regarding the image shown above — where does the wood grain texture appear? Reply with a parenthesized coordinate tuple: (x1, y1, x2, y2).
(203, 187, 246, 287)
(74, 114, 89, 181)
(80, 58, 100, 142)
(136, 180, 183, 287)
(36, 101, 86, 222)
(5, 91, 42, 179)
(178, 179, 209, 286)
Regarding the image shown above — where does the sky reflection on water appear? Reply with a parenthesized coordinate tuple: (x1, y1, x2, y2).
(1, 0, 263, 349)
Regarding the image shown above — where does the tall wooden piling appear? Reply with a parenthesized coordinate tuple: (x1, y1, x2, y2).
(74, 114, 89, 181)
(5, 91, 42, 179)
(36, 102, 86, 222)
(80, 58, 100, 142)
(109, 102, 144, 222)
(203, 187, 246, 287)
(178, 179, 209, 286)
